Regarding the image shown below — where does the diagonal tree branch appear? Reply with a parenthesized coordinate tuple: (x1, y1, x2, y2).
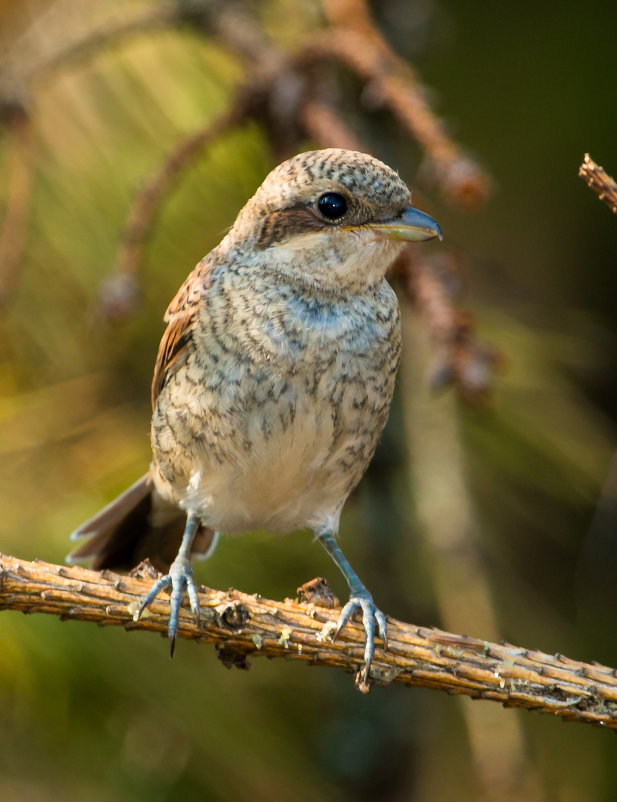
(305, 0, 491, 207)
(1, 552, 617, 725)
(96, 98, 256, 319)
(392, 248, 505, 403)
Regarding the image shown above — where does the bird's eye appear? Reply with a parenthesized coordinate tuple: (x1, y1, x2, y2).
(317, 192, 348, 221)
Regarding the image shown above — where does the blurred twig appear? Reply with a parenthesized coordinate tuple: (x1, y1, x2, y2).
(1, 552, 617, 725)
(310, 0, 491, 207)
(393, 248, 504, 403)
(98, 98, 255, 319)
(579, 153, 617, 215)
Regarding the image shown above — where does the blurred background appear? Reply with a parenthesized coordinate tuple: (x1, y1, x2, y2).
(1, 1, 617, 800)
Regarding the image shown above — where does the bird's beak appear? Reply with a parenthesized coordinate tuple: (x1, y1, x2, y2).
(360, 206, 443, 242)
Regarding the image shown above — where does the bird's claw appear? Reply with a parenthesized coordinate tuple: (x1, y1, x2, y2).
(333, 587, 388, 677)
(134, 554, 200, 656)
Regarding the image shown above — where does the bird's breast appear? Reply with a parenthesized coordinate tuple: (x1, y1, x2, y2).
(151, 278, 400, 534)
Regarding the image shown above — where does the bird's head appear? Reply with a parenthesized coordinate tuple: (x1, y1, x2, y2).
(227, 148, 442, 294)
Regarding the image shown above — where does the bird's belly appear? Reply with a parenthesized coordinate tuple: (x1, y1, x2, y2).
(180, 396, 372, 534)
(152, 359, 390, 535)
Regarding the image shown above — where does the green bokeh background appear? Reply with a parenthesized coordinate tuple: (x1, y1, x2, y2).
(1, 1, 617, 799)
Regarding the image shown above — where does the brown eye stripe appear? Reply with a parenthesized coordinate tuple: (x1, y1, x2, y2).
(254, 205, 327, 250)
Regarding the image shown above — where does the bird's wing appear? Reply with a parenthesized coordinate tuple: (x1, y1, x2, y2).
(150, 311, 194, 409)
(150, 255, 214, 409)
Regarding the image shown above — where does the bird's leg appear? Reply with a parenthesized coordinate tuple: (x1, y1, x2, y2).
(134, 511, 201, 656)
(316, 531, 387, 677)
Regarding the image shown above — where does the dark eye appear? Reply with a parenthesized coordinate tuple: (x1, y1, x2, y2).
(317, 192, 348, 221)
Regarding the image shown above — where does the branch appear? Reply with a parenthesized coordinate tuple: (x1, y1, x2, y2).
(2, 553, 617, 724)
(304, 0, 491, 208)
(97, 99, 253, 320)
(579, 153, 617, 215)
(392, 248, 504, 403)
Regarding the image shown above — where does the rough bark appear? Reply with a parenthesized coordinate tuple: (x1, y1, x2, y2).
(1, 553, 616, 727)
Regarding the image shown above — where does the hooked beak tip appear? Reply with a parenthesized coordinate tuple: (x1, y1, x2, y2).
(360, 206, 443, 243)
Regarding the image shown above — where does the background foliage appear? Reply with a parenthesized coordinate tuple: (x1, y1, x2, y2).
(1, 1, 617, 800)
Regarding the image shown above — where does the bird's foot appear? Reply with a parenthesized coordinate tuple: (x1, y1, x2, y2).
(333, 586, 388, 682)
(134, 554, 200, 656)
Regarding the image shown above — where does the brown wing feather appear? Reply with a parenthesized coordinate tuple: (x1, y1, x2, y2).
(150, 254, 215, 409)
(151, 311, 194, 409)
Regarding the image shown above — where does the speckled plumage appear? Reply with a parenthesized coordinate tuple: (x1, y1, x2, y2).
(151, 251, 400, 536)
(70, 148, 442, 676)
(150, 150, 406, 536)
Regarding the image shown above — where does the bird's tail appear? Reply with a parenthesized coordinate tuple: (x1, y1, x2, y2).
(67, 473, 217, 573)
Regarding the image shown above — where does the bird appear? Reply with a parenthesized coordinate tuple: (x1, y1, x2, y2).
(68, 148, 442, 678)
